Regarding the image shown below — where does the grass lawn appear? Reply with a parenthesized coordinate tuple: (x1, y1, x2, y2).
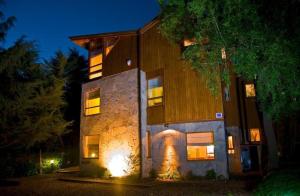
(254, 169, 300, 196)
(0, 174, 253, 196)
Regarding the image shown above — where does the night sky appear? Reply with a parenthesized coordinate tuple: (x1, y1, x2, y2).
(3, 0, 160, 61)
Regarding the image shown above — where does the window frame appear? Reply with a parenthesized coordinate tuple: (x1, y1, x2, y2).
(249, 128, 261, 143)
(227, 135, 235, 154)
(88, 48, 103, 80)
(245, 83, 256, 98)
(186, 131, 215, 161)
(82, 134, 100, 159)
(84, 88, 101, 116)
(146, 70, 164, 107)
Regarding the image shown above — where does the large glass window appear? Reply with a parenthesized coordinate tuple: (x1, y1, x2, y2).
(249, 128, 261, 142)
(85, 89, 100, 115)
(147, 76, 163, 107)
(89, 49, 103, 80)
(187, 132, 215, 160)
(83, 135, 99, 158)
(245, 84, 256, 97)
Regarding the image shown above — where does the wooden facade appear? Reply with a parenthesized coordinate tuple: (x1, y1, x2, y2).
(140, 23, 223, 124)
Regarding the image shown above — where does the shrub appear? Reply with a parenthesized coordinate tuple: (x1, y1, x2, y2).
(254, 170, 300, 195)
(205, 169, 216, 180)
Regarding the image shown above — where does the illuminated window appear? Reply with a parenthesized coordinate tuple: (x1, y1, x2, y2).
(83, 135, 99, 158)
(245, 84, 256, 97)
(250, 128, 261, 142)
(89, 49, 103, 80)
(183, 38, 197, 47)
(85, 89, 100, 115)
(187, 132, 214, 160)
(227, 135, 235, 154)
(147, 76, 163, 107)
(146, 131, 151, 158)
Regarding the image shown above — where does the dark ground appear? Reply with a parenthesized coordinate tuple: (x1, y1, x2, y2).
(0, 174, 257, 196)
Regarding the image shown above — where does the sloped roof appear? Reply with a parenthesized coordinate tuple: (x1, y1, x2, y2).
(69, 17, 159, 48)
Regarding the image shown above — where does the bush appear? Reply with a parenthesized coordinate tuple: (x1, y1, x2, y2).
(14, 160, 38, 177)
(205, 169, 216, 180)
(254, 170, 300, 195)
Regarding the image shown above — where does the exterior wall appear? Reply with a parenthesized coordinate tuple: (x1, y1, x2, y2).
(227, 126, 243, 174)
(80, 69, 140, 175)
(140, 24, 224, 124)
(142, 120, 228, 178)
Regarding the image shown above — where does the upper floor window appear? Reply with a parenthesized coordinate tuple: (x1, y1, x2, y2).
(227, 135, 235, 154)
(183, 38, 197, 47)
(83, 135, 99, 158)
(249, 128, 261, 142)
(147, 76, 163, 107)
(187, 132, 215, 160)
(89, 49, 103, 80)
(85, 89, 100, 116)
(245, 84, 256, 97)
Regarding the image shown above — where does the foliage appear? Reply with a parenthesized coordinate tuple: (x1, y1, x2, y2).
(205, 169, 216, 179)
(0, 1, 15, 45)
(158, 0, 300, 119)
(41, 156, 62, 174)
(254, 169, 300, 195)
(0, 39, 71, 149)
(0, 153, 38, 177)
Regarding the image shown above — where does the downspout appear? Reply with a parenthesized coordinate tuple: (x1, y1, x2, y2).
(136, 30, 143, 178)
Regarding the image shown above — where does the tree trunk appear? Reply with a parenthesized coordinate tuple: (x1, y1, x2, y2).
(263, 112, 279, 170)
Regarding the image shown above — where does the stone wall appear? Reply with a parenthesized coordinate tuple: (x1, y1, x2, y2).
(80, 69, 140, 176)
(142, 121, 228, 178)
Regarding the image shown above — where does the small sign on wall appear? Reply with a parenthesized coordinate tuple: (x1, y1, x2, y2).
(216, 112, 223, 119)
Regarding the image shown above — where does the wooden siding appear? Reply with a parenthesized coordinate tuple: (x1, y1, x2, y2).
(223, 72, 240, 127)
(140, 24, 224, 124)
(102, 35, 137, 77)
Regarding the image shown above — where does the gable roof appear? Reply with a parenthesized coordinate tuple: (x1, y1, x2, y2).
(70, 17, 159, 49)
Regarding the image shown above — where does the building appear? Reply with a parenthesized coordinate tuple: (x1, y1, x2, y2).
(70, 18, 264, 178)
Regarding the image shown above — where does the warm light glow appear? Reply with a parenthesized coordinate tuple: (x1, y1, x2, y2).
(250, 128, 261, 142)
(227, 135, 235, 154)
(187, 132, 215, 160)
(245, 84, 256, 97)
(161, 134, 180, 179)
(105, 45, 114, 56)
(90, 52, 102, 66)
(162, 129, 177, 134)
(84, 135, 99, 158)
(85, 90, 100, 115)
(89, 50, 102, 80)
(108, 154, 129, 177)
(221, 48, 226, 59)
(90, 64, 102, 73)
(50, 160, 54, 164)
(183, 38, 197, 47)
(89, 72, 102, 80)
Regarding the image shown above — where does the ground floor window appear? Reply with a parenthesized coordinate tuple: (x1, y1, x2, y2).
(227, 135, 235, 154)
(186, 132, 215, 160)
(83, 135, 99, 158)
